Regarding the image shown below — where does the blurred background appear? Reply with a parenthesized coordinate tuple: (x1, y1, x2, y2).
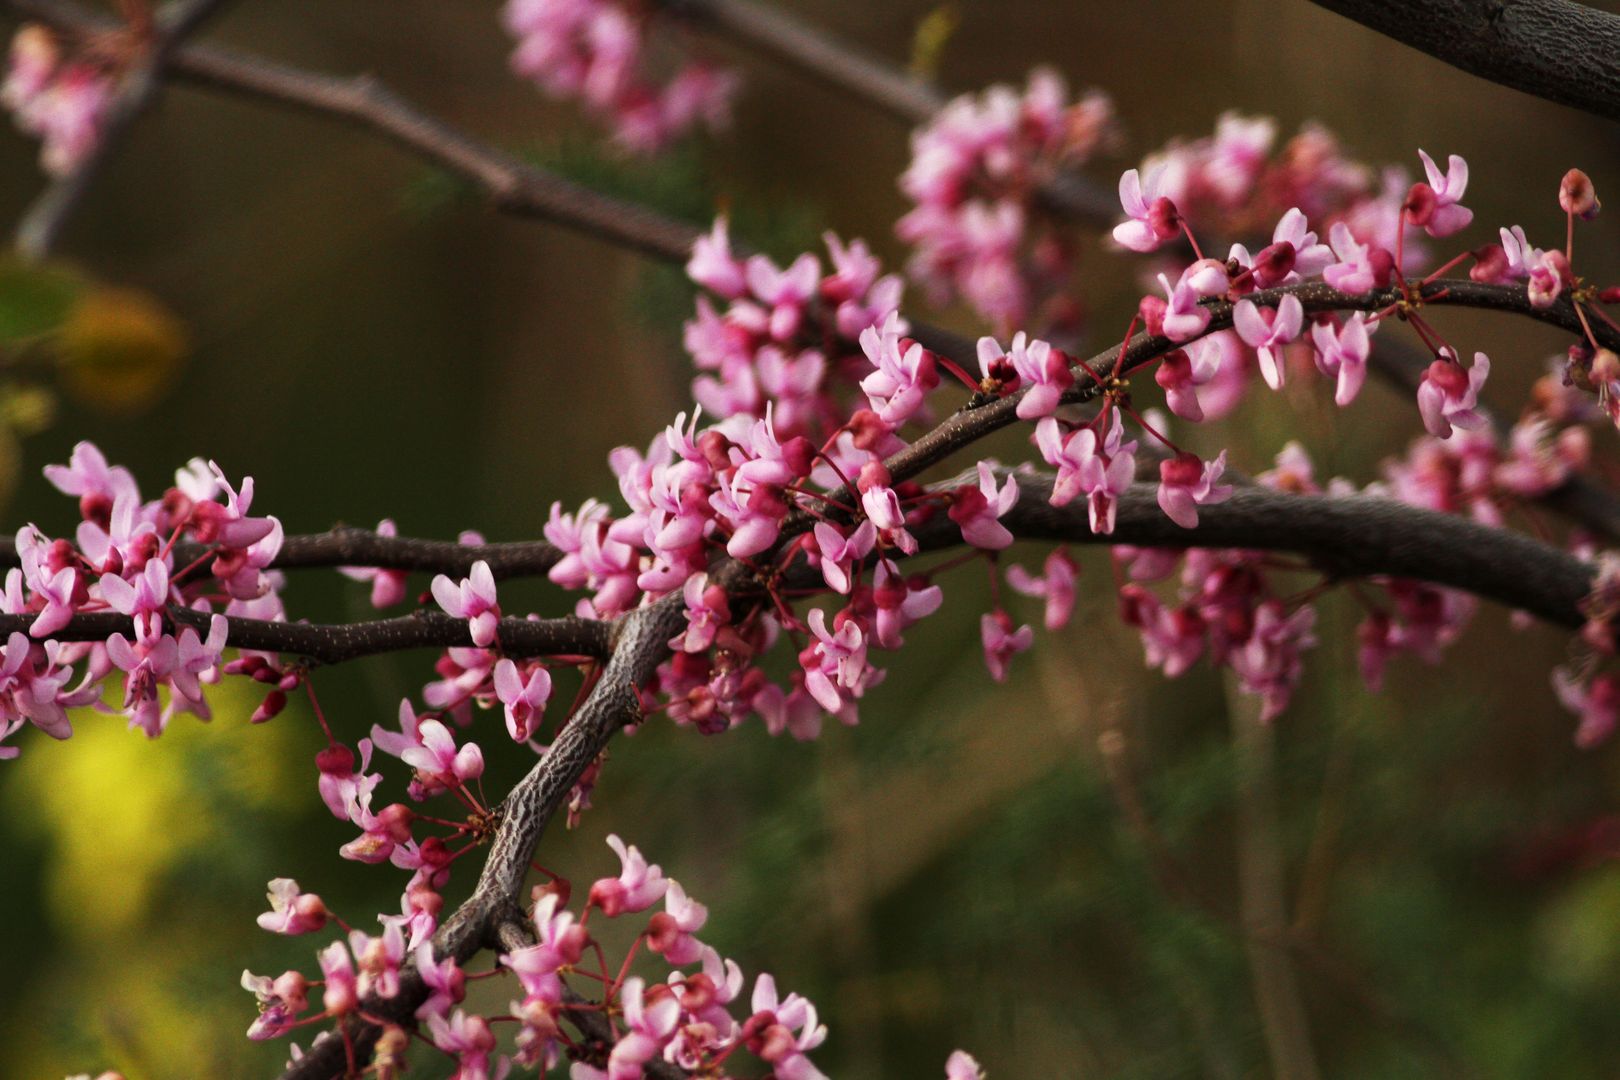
(2, 1, 1620, 1077)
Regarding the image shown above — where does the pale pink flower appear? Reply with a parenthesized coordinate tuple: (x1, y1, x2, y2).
(338, 519, 408, 608)
(256, 878, 329, 935)
(431, 560, 501, 648)
(1157, 451, 1233, 528)
(1233, 294, 1304, 390)
(1310, 311, 1376, 406)
(493, 658, 552, 742)
(1417, 351, 1490, 438)
(980, 610, 1034, 681)
(1413, 150, 1473, 237)
(948, 461, 1019, 550)
(1113, 166, 1178, 252)
(589, 834, 668, 916)
(1006, 549, 1079, 631)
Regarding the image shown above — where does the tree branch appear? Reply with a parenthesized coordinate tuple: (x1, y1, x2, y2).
(14, 0, 237, 259)
(0, 526, 562, 579)
(0, 607, 610, 664)
(1308, 0, 1620, 124)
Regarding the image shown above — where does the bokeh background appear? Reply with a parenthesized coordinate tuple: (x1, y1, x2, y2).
(3, 2, 1620, 1077)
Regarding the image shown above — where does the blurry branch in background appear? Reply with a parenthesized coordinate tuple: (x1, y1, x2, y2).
(2, 0, 705, 262)
(1307, 0, 1620, 124)
(13, 0, 237, 260)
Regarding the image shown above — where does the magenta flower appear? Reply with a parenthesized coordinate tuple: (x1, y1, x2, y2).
(347, 922, 406, 1000)
(1233, 294, 1304, 390)
(1154, 338, 1224, 422)
(1230, 601, 1317, 722)
(945, 462, 1018, 550)
(503, 892, 587, 1003)
(256, 878, 328, 935)
(978, 331, 1074, 419)
(1310, 311, 1375, 406)
(748, 974, 829, 1080)
(1034, 411, 1137, 535)
(859, 313, 939, 425)
(745, 251, 821, 341)
(1528, 248, 1572, 309)
(425, 1009, 501, 1080)
(338, 519, 408, 608)
(980, 610, 1034, 681)
(1322, 221, 1387, 293)
(1156, 268, 1212, 343)
(802, 607, 876, 715)
(1006, 549, 1079, 631)
(811, 520, 876, 595)
(1553, 667, 1619, 749)
(1416, 351, 1490, 438)
(1413, 150, 1473, 237)
(431, 559, 501, 648)
(687, 216, 747, 298)
(414, 943, 466, 1021)
(98, 558, 170, 644)
(25, 563, 76, 639)
(609, 977, 682, 1079)
(400, 719, 484, 790)
(647, 878, 709, 965)
(493, 658, 553, 742)
(1157, 451, 1233, 529)
(1113, 166, 1179, 252)
(870, 561, 943, 649)
(857, 467, 918, 555)
(589, 833, 668, 917)
(41, 440, 138, 523)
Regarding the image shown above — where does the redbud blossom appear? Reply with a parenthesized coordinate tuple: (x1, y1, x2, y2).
(1417, 351, 1491, 438)
(1559, 168, 1600, 221)
(1006, 549, 1079, 631)
(1233, 294, 1304, 390)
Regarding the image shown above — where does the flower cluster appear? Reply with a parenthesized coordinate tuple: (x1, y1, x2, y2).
(244, 834, 979, 1079)
(897, 67, 1118, 336)
(502, 0, 736, 153)
(0, 442, 280, 756)
(2, 24, 113, 176)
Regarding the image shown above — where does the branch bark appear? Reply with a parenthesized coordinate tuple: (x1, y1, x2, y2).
(1308, 0, 1620, 124)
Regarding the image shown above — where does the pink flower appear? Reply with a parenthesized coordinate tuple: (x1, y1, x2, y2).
(1553, 667, 1619, 749)
(857, 464, 918, 555)
(870, 561, 943, 649)
(1006, 549, 1079, 631)
(348, 922, 406, 999)
(41, 440, 137, 523)
(1528, 248, 1572, 308)
(687, 216, 746, 298)
(1154, 337, 1224, 422)
(1310, 311, 1376, 406)
(257, 878, 328, 935)
(1034, 411, 1138, 534)
(26, 563, 76, 638)
(608, 978, 681, 1079)
(811, 520, 876, 595)
(747, 974, 828, 1080)
(503, 892, 587, 1002)
(1322, 221, 1390, 293)
(1233, 294, 1304, 390)
(241, 969, 309, 1041)
(589, 834, 668, 916)
(1113, 166, 1179, 252)
(978, 332, 1073, 419)
(859, 313, 939, 425)
(980, 610, 1034, 681)
(646, 879, 708, 965)
(426, 1009, 502, 1080)
(98, 559, 170, 644)
(431, 560, 501, 647)
(415, 943, 466, 1021)
(1157, 451, 1233, 528)
(1229, 601, 1317, 722)
(338, 519, 408, 608)
(400, 719, 485, 791)
(1416, 351, 1490, 438)
(1412, 150, 1473, 237)
(948, 462, 1019, 550)
(1559, 168, 1600, 221)
(1156, 268, 1212, 343)
(493, 658, 552, 742)
(946, 1050, 985, 1080)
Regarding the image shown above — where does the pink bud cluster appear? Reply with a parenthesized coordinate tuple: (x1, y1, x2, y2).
(897, 68, 1118, 336)
(502, 0, 736, 153)
(2, 24, 113, 176)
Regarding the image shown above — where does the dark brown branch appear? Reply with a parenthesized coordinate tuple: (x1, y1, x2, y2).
(15, 0, 237, 259)
(0, 526, 562, 579)
(0, 607, 610, 664)
(1308, 0, 1620, 124)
